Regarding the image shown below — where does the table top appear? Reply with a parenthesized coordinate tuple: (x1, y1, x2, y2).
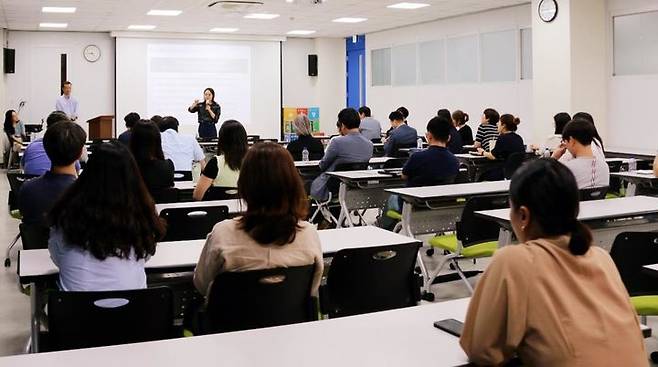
(387, 180, 510, 201)
(294, 157, 393, 168)
(326, 169, 404, 181)
(155, 199, 245, 214)
(0, 298, 470, 367)
(18, 226, 420, 282)
(173, 181, 196, 190)
(454, 153, 487, 160)
(644, 264, 658, 272)
(476, 196, 658, 224)
(610, 171, 657, 180)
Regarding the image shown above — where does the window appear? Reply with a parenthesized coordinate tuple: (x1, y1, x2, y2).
(480, 30, 516, 82)
(446, 35, 478, 83)
(614, 11, 658, 76)
(520, 28, 533, 79)
(419, 40, 446, 84)
(371, 48, 391, 86)
(392, 44, 417, 86)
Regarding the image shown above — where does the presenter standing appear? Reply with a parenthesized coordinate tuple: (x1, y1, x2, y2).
(188, 88, 221, 139)
(55, 81, 79, 121)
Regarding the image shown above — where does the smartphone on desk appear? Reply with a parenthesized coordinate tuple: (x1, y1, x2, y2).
(434, 318, 464, 337)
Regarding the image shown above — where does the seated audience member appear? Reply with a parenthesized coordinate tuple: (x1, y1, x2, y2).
(4, 110, 23, 165)
(453, 110, 474, 146)
(538, 112, 570, 153)
(358, 106, 382, 141)
(474, 108, 500, 151)
(19, 121, 86, 227)
(22, 111, 82, 176)
(555, 119, 609, 189)
(286, 114, 324, 161)
(310, 108, 373, 200)
(478, 114, 525, 181)
(437, 108, 463, 154)
(118, 112, 140, 146)
(654, 154, 658, 177)
(48, 141, 165, 291)
(384, 110, 418, 157)
(159, 116, 206, 171)
(556, 111, 605, 162)
(385, 106, 409, 138)
(194, 143, 323, 298)
(151, 115, 164, 127)
(193, 120, 248, 200)
(461, 158, 647, 366)
(129, 120, 175, 195)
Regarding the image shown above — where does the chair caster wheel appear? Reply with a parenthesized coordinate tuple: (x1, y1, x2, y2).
(449, 263, 456, 271)
(651, 351, 658, 363)
(4, 258, 10, 268)
(422, 292, 435, 302)
(426, 249, 435, 256)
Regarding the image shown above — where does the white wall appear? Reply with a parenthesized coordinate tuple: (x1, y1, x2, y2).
(4, 31, 115, 136)
(366, 5, 533, 141)
(606, 0, 658, 154)
(282, 37, 346, 134)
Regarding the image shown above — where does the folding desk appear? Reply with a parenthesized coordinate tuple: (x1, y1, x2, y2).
(155, 199, 245, 215)
(454, 153, 490, 182)
(610, 171, 657, 197)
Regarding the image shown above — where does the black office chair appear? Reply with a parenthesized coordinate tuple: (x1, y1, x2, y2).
(159, 205, 229, 241)
(579, 186, 609, 201)
(203, 264, 317, 333)
(504, 152, 527, 179)
(390, 143, 416, 158)
(152, 187, 180, 204)
(203, 186, 240, 201)
(320, 242, 422, 318)
(383, 158, 408, 169)
(20, 223, 49, 250)
(607, 160, 623, 196)
(47, 287, 176, 351)
(173, 171, 192, 182)
(7, 172, 37, 212)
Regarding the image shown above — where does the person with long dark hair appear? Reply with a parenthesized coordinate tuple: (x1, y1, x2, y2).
(188, 87, 221, 139)
(460, 159, 647, 366)
(193, 120, 248, 200)
(49, 141, 166, 291)
(452, 110, 473, 146)
(3, 110, 23, 164)
(477, 114, 525, 181)
(129, 120, 174, 195)
(194, 143, 323, 298)
(554, 111, 605, 162)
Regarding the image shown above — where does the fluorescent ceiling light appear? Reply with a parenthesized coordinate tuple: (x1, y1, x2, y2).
(387, 2, 430, 9)
(147, 9, 182, 16)
(244, 13, 280, 19)
(210, 27, 239, 33)
(42, 7, 76, 13)
(127, 25, 156, 30)
(332, 17, 367, 23)
(39, 22, 68, 28)
(287, 30, 316, 35)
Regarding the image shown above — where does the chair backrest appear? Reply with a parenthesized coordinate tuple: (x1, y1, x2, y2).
(323, 242, 421, 318)
(205, 264, 316, 333)
(19, 222, 49, 250)
(47, 286, 175, 351)
(504, 152, 526, 179)
(457, 194, 510, 247)
(159, 205, 229, 241)
(383, 158, 408, 169)
(203, 186, 240, 201)
(327, 161, 370, 193)
(7, 173, 37, 212)
(610, 232, 658, 296)
(152, 187, 180, 204)
(579, 186, 609, 201)
(173, 171, 192, 182)
(606, 160, 622, 173)
(246, 135, 260, 142)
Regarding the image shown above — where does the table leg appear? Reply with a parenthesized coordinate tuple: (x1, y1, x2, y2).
(30, 282, 41, 353)
(337, 183, 354, 228)
(497, 228, 513, 247)
(626, 182, 637, 197)
(401, 202, 414, 237)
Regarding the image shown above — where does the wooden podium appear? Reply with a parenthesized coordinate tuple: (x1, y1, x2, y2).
(87, 115, 114, 140)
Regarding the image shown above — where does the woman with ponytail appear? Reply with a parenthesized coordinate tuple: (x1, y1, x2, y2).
(452, 110, 473, 145)
(477, 114, 525, 181)
(460, 158, 647, 366)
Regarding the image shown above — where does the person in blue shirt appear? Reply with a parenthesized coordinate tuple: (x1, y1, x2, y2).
(384, 110, 418, 157)
(118, 112, 140, 146)
(22, 111, 81, 176)
(310, 108, 373, 201)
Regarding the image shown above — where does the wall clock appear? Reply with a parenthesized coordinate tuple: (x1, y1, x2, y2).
(538, 0, 558, 23)
(83, 44, 101, 62)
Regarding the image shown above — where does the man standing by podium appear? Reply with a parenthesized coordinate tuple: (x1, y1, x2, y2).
(55, 81, 79, 122)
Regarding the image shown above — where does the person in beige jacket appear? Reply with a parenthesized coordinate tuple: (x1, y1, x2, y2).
(194, 143, 323, 299)
(460, 158, 648, 367)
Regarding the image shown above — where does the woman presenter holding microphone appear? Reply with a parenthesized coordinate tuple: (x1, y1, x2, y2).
(188, 88, 221, 139)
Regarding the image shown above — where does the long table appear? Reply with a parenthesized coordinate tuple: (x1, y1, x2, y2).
(155, 199, 244, 215)
(476, 196, 658, 249)
(18, 226, 421, 353)
(610, 171, 657, 197)
(0, 298, 471, 367)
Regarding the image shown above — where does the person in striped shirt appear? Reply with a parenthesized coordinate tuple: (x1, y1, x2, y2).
(474, 108, 500, 151)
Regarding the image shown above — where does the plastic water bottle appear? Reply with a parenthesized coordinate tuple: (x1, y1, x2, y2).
(302, 147, 309, 162)
(628, 158, 637, 172)
(543, 148, 551, 158)
(417, 138, 423, 149)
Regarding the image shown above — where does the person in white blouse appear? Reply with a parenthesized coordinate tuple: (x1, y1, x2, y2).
(554, 119, 609, 189)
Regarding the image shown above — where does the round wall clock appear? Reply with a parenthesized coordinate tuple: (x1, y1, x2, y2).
(83, 44, 101, 62)
(538, 0, 558, 23)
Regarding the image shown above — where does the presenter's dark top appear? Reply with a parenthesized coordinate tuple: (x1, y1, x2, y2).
(188, 101, 221, 125)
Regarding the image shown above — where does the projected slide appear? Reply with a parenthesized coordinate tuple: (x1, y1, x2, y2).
(146, 43, 251, 127)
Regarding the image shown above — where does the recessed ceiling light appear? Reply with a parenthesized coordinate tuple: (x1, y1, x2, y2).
(127, 25, 156, 30)
(387, 2, 430, 10)
(210, 27, 239, 33)
(147, 9, 182, 16)
(42, 7, 76, 14)
(39, 22, 68, 28)
(287, 30, 316, 35)
(244, 13, 280, 20)
(332, 17, 368, 23)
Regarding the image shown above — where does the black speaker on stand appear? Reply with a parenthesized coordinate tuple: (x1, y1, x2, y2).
(4, 48, 15, 74)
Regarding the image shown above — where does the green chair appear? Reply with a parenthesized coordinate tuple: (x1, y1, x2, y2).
(423, 194, 509, 300)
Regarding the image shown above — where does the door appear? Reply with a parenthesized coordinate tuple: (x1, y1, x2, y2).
(346, 35, 366, 109)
